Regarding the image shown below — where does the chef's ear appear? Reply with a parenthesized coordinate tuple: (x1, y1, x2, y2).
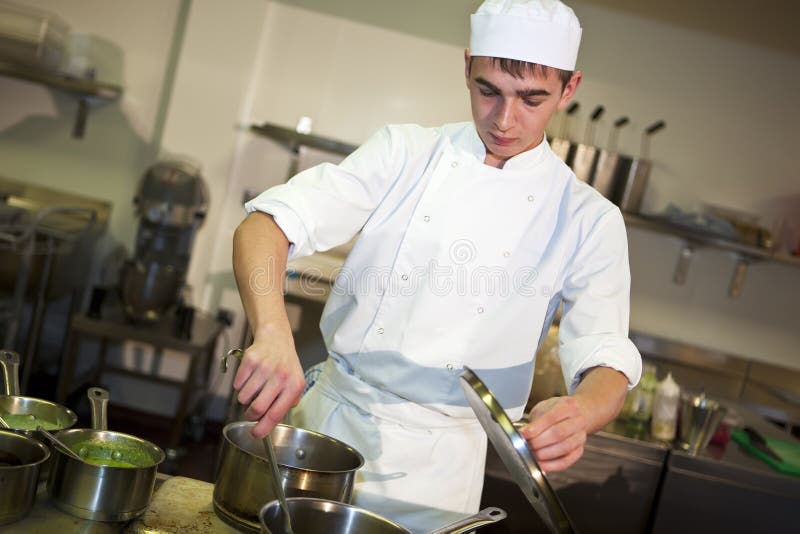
(464, 49, 472, 87)
(557, 71, 582, 111)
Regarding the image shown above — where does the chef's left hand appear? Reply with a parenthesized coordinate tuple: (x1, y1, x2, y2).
(518, 396, 589, 473)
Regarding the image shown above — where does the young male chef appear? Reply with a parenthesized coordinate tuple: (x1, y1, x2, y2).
(232, 0, 641, 530)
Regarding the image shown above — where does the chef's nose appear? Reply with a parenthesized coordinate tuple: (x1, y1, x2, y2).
(493, 98, 515, 132)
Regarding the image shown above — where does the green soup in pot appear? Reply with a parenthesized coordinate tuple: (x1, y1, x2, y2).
(72, 439, 155, 468)
(0, 412, 61, 431)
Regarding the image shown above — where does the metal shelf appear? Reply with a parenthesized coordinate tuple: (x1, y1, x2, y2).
(623, 213, 800, 268)
(0, 61, 123, 137)
(624, 212, 800, 297)
(250, 122, 357, 157)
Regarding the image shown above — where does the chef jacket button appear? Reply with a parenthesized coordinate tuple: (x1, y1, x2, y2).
(446, 363, 455, 371)
(401, 274, 409, 281)
(503, 251, 511, 258)
(423, 215, 431, 222)
(477, 306, 484, 314)
(451, 161, 458, 168)
(527, 195, 535, 202)
(377, 327, 385, 334)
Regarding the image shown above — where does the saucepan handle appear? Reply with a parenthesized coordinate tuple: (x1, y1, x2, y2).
(220, 348, 244, 374)
(88, 387, 110, 431)
(428, 507, 507, 534)
(0, 350, 20, 396)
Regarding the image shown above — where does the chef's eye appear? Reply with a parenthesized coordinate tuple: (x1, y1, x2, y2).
(524, 99, 542, 107)
(479, 89, 496, 97)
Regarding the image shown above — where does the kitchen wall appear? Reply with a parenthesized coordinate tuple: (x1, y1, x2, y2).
(1, 0, 798, 419)
(0, 0, 182, 247)
(0, 0, 267, 416)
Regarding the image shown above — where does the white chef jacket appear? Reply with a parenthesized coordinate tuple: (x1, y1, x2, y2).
(245, 122, 641, 417)
(245, 121, 642, 531)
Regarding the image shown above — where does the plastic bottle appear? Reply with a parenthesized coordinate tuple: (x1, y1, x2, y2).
(651, 372, 681, 441)
(631, 364, 657, 427)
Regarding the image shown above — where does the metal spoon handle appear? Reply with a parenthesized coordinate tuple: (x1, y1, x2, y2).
(0, 413, 10, 428)
(36, 425, 84, 462)
(263, 435, 294, 534)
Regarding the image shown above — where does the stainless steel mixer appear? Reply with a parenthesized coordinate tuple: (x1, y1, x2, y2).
(119, 160, 208, 323)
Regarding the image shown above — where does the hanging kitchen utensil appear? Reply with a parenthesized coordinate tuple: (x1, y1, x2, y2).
(259, 498, 506, 534)
(606, 116, 629, 153)
(460, 367, 576, 534)
(592, 116, 631, 199)
(550, 102, 579, 163)
(571, 105, 605, 182)
(616, 120, 665, 214)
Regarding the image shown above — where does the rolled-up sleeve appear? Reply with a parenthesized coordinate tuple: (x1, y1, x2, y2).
(245, 125, 401, 261)
(558, 207, 642, 393)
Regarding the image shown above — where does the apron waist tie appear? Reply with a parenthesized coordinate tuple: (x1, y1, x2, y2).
(317, 357, 482, 430)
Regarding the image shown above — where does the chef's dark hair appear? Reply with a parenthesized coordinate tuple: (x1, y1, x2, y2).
(471, 57, 573, 91)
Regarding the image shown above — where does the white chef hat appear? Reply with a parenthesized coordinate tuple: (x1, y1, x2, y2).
(470, 0, 582, 71)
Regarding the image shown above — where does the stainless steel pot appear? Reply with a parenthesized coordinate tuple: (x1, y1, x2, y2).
(677, 392, 727, 455)
(259, 498, 506, 534)
(0, 429, 50, 525)
(592, 120, 665, 214)
(46, 387, 165, 521)
(0, 350, 77, 480)
(214, 421, 365, 533)
(0, 350, 78, 437)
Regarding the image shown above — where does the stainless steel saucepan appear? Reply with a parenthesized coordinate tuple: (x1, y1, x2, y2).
(46, 387, 165, 521)
(0, 350, 78, 438)
(0, 349, 77, 480)
(0, 429, 49, 525)
(214, 421, 365, 533)
(259, 498, 507, 534)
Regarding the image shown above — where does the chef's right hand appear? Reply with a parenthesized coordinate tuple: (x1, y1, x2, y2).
(233, 330, 306, 438)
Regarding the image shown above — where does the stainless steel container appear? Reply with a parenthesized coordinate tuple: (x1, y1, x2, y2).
(571, 105, 604, 183)
(0, 350, 78, 437)
(46, 388, 165, 521)
(259, 498, 506, 534)
(119, 260, 181, 323)
(0, 350, 77, 480)
(677, 392, 727, 455)
(0, 430, 50, 525)
(214, 422, 364, 533)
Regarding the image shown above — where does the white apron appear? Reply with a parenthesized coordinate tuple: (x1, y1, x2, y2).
(288, 357, 487, 534)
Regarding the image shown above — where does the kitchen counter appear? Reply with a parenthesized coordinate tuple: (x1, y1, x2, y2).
(648, 405, 799, 534)
(0, 475, 239, 534)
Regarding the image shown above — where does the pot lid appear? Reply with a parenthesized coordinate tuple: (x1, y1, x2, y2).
(460, 367, 576, 534)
